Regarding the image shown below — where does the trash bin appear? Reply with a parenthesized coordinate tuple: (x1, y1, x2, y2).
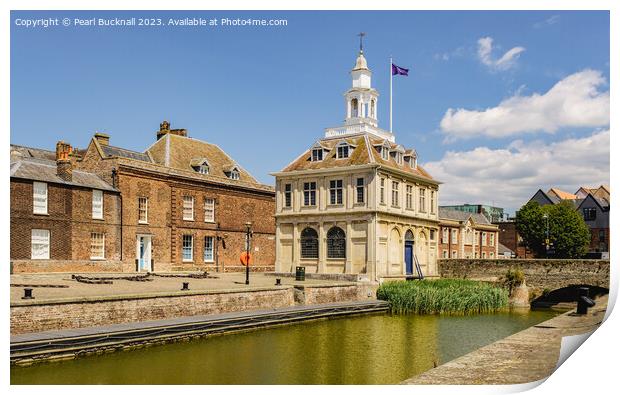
(295, 266, 305, 281)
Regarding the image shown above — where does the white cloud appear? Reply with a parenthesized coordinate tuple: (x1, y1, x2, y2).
(440, 69, 610, 140)
(477, 36, 525, 71)
(534, 15, 560, 29)
(424, 129, 610, 214)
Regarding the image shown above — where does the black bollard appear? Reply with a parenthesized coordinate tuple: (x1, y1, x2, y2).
(576, 287, 595, 314)
(22, 288, 34, 300)
(275, 278, 282, 286)
(181, 282, 190, 291)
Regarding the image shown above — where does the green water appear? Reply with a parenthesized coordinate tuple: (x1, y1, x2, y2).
(11, 309, 557, 385)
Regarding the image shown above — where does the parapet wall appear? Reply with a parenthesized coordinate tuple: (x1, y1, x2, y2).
(438, 259, 610, 292)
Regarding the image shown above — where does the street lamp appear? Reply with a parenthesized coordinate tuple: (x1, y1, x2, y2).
(542, 213, 550, 257)
(245, 222, 253, 285)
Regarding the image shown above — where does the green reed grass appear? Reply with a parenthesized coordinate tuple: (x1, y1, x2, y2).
(376, 279, 509, 315)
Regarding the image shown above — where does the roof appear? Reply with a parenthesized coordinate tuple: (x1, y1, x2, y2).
(10, 157, 117, 192)
(438, 207, 492, 226)
(547, 188, 577, 200)
(146, 133, 264, 187)
(352, 52, 369, 71)
(11, 144, 56, 162)
(279, 134, 435, 182)
(100, 145, 151, 162)
(498, 243, 514, 255)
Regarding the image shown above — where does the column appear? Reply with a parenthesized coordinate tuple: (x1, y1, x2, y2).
(345, 222, 353, 273)
(318, 222, 326, 273)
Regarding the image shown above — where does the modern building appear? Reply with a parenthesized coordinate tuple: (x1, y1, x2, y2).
(10, 122, 276, 273)
(272, 47, 440, 281)
(438, 208, 499, 259)
(439, 204, 505, 223)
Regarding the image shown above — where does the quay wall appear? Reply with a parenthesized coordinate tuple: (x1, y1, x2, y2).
(11, 283, 376, 335)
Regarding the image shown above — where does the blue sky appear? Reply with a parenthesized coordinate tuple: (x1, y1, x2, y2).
(10, 10, 610, 214)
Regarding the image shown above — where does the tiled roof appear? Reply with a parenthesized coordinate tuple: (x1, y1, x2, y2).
(548, 188, 577, 200)
(438, 207, 492, 225)
(280, 134, 435, 182)
(146, 133, 263, 186)
(10, 144, 56, 162)
(498, 243, 514, 255)
(101, 145, 151, 162)
(10, 157, 117, 192)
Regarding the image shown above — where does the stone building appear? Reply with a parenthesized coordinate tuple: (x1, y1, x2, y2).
(272, 48, 440, 281)
(10, 122, 276, 273)
(438, 208, 499, 259)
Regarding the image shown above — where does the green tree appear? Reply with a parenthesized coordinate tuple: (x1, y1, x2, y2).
(516, 200, 590, 258)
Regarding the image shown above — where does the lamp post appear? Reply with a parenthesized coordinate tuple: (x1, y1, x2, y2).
(543, 213, 550, 258)
(245, 222, 252, 285)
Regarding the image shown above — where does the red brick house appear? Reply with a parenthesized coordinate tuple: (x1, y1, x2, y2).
(438, 208, 499, 259)
(10, 121, 276, 273)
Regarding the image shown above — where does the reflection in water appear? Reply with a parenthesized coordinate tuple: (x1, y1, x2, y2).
(11, 310, 557, 385)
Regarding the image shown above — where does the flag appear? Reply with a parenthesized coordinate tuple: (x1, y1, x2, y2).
(391, 63, 409, 76)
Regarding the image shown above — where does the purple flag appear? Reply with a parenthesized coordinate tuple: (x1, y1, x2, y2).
(392, 63, 409, 76)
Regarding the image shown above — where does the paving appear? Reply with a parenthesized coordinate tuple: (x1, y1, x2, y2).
(10, 272, 350, 304)
(402, 294, 608, 385)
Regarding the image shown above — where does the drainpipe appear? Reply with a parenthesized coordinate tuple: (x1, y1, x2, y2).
(112, 168, 123, 262)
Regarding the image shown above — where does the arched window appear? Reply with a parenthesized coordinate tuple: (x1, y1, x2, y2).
(300, 228, 319, 259)
(327, 227, 346, 259)
(405, 230, 414, 241)
(351, 99, 359, 117)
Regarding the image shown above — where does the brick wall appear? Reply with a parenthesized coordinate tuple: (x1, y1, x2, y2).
(438, 258, 610, 293)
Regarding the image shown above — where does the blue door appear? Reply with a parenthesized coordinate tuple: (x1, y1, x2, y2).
(405, 241, 414, 275)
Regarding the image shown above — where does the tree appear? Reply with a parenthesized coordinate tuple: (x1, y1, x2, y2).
(516, 200, 590, 258)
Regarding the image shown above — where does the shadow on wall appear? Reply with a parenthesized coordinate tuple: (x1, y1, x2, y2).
(531, 285, 609, 309)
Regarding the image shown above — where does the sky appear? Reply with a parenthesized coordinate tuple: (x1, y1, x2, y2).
(10, 10, 610, 215)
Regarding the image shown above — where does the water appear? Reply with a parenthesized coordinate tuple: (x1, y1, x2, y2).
(11, 309, 558, 385)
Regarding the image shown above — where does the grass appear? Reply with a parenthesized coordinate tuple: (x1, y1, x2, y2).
(376, 279, 509, 315)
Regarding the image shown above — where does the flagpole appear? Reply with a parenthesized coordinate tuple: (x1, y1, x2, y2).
(390, 56, 393, 133)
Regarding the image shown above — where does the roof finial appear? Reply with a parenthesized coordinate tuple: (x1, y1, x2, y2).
(357, 32, 366, 53)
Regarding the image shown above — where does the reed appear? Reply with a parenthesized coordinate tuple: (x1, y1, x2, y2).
(376, 279, 509, 315)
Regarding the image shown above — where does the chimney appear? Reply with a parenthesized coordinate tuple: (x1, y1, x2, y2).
(157, 120, 188, 140)
(56, 141, 73, 182)
(94, 132, 110, 146)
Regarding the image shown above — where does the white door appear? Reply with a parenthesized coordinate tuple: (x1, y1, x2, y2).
(137, 235, 152, 272)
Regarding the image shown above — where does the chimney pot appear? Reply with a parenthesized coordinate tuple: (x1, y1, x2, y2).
(56, 141, 73, 182)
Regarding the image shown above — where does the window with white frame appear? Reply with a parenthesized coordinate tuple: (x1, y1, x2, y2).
(204, 198, 215, 222)
(482, 252, 486, 259)
(442, 229, 449, 244)
(336, 143, 349, 159)
(430, 191, 436, 214)
(490, 233, 495, 246)
(138, 197, 148, 223)
(329, 179, 343, 205)
(204, 236, 214, 262)
(92, 190, 103, 219)
(443, 250, 448, 258)
(229, 170, 240, 180)
(391, 181, 399, 207)
(482, 232, 487, 246)
(31, 229, 50, 259)
(284, 184, 292, 208)
(303, 182, 317, 206)
(183, 196, 194, 221)
(490, 252, 495, 258)
(356, 178, 364, 204)
(451, 229, 457, 244)
(419, 188, 426, 212)
(406, 185, 413, 210)
(379, 178, 385, 205)
(452, 250, 457, 258)
(90, 232, 105, 260)
(33, 182, 48, 214)
(199, 164, 209, 174)
(311, 149, 323, 162)
(381, 147, 389, 161)
(182, 235, 193, 261)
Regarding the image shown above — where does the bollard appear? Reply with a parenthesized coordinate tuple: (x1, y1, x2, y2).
(576, 287, 595, 314)
(181, 282, 190, 291)
(22, 288, 34, 300)
(275, 278, 282, 286)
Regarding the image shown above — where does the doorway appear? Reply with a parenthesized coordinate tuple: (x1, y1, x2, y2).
(136, 235, 152, 272)
(404, 230, 414, 275)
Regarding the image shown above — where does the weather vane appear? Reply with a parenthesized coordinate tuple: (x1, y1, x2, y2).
(357, 32, 366, 52)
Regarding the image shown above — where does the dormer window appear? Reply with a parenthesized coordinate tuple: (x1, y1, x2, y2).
(396, 153, 403, 165)
(336, 142, 350, 159)
(312, 148, 323, 162)
(230, 170, 240, 180)
(199, 165, 209, 174)
(191, 158, 210, 175)
(381, 147, 389, 160)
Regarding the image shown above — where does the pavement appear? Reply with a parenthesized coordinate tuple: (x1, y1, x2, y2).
(10, 272, 350, 304)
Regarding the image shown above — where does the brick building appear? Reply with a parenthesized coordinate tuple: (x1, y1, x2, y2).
(438, 208, 499, 259)
(10, 121, 276, 273)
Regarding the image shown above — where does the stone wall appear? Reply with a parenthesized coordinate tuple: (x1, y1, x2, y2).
(438, 259, 610, 292)
(11, 260, 124, 274)
(10, 283, 374, 334)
